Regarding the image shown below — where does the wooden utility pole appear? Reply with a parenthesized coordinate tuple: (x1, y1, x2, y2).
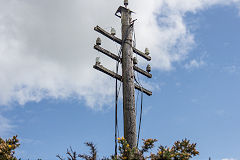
(121, 4, 136, 148)
(93, 0, 152, 149)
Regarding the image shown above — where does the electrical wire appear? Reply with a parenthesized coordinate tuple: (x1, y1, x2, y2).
(132, 24, 145, 148)
(133, 26, 137, 48)
(115, 44, 122, 156)
(137, 89, 143, 147)
(115, 44, 122, 139)
(135, 89, 140, 116)
(134, 70, 144, 148)
(115, 61, 119, 156)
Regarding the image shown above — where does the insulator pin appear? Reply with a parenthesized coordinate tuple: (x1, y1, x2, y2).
(111, 28, 116, 36)
(96, 57, 101, 65)
(146, 64, 151, 73)
(133, 57, 138, 65)
(145, 48, 150, 55)
(96, 37, 102, 45)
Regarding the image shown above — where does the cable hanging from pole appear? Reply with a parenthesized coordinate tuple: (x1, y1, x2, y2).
(132, 25, 145, 148)
(115, 42, 122, 156)
(115, 61, 119, 156)
(137, 89, 143, 147)
(134, 71, 144, 148)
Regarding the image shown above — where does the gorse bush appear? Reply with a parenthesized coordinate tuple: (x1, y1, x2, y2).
(0, 135, 20, 160)
(0, 136, 199, 160)
(57, 137, 199, 160)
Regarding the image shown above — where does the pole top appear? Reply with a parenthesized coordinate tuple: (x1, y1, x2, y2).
(124, 0, 128, 7)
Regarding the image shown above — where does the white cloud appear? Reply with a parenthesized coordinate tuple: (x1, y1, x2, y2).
(184, 59, 205, 69)
(0, 114, 14, 137)
(216, 109, 225, 116)
(222, 158, 238, 160)
(223, 65, 240, 74)
(0, 0, 240, 108)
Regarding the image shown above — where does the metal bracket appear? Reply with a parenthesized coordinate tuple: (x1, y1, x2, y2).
(115, 6, 134, 18)
(131, 19, 137, 26)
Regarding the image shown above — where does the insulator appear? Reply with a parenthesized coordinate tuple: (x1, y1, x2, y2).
(133, 57, 138, 65)
(145, 48, 150, 55)
(96, 37, 101, 45)
(124, 0, 128, 6)
(111, 28, 116, 36)
(146, 64, 151, 73)
(96, 57, 101, 65)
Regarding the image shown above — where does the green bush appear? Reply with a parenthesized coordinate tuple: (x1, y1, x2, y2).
(57, 137, 199, 160)
(0, 136, 199, 160)
(0, 135, 20, 160)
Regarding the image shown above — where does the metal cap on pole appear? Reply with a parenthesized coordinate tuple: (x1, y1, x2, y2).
(124, 0, 128, 7)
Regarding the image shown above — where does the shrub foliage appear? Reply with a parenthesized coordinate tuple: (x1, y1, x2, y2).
(0, 136, 199, 160)
(57, 137, 199, 160)
(0, 135, 20, 160)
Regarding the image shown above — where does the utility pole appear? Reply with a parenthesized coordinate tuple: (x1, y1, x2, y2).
(93, 0, 152, 149)
(121, 1, 136, 148)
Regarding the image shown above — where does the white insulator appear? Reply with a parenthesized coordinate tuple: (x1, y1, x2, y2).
(111, 28, 116, 36)
(96, 57, 101, 65)
(146, 64, 151, 73)
(145, 48, 150, 55)
(96, 37, 101, 45)
(133, 57, 138, 65)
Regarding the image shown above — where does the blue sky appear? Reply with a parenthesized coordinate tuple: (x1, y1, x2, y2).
(1, 0, 240, 160)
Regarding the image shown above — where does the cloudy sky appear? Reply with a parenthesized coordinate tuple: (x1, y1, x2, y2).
(1, 0, 240, 159)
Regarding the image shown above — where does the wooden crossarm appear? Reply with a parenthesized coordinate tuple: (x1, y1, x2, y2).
(94, 26, 122, 44)
(133, 65, 152, 78)
(93, 63, 122, 81)
(93, 63, 152, 96)
(94, 45, 152, 78)
(94, 26, 151, 61)
(94, 45, 121, 62)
